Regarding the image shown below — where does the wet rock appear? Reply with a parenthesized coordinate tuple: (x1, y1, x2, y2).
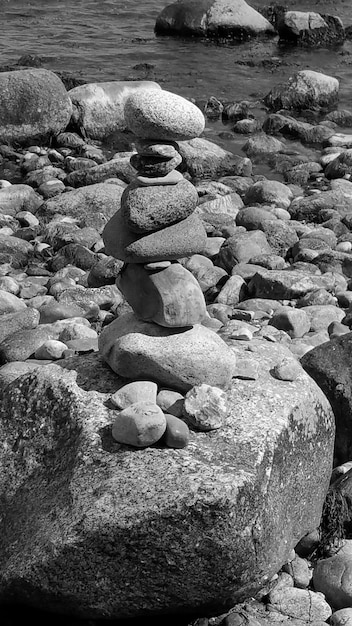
(278, 11, 345, 47)
(0, 69, 72, 145)
(242, 133, 285, 156)
(178, 137, 252, 179)
(264, 70, 339, 112)
(155, 0, 275, 39)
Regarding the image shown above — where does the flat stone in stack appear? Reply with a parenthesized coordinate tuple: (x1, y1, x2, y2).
(103, 209, 207, 263)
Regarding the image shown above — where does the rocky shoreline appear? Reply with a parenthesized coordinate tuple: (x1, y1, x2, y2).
(2, 37, 352, 625)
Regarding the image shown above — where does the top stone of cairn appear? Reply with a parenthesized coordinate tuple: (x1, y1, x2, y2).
(124, 88, 205, 141)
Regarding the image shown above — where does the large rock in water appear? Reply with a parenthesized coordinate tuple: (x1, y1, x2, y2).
(0, 341, 334, 618)
(277, 11, 345, 47)
(0, 69, 72, 145)
(264, 70, 339, 112)
(301, 332, 352, 465)
(155, 0, 275, 39)
(68, 80, 161, 140)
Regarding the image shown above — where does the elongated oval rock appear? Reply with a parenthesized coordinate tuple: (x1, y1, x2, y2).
(121, 179, 199, 234)
(117, 262, 207, 327)
(124, 88, 205, 140)
(164, 414, 190, 449)
(103, 210, 207, 263)
(111, 401, 166, 447)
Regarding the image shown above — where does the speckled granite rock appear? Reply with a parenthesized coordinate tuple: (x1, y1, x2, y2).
(99, 313, 236, 391)
(0, 343, 334, 618)
(103, 210, 207, 262)
(124, 88, 205, 140)
(0, 69, 72, 145)
(120, 178, 198, 234)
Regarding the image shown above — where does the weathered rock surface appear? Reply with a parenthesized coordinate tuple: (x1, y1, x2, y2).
(0, 342, 334, 617)
(103, 210, 207, 263)
(155, 0, 275, 39)
(99, 313, 237, 391)
(68, 80, 161, 139)
(124, 88, 205, 140)
(264, 70, 339, 112)
(37, 183, 124, 232)
(301, 332, 352, 464)
(0, 69, 72, 145)
(178, 137, 252, 179)
(121, 178, 198, 233)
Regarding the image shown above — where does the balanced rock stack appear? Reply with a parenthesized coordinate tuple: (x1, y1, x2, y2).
(99, 88, 237, 441)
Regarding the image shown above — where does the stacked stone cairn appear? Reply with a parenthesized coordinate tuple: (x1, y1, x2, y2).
(99, 88, 237, 449)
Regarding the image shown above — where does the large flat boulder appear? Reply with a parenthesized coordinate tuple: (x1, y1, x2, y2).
(155, 0, 275, 39)
(0, 340, 334, 618)
(0, 69, 72, 145)
(68, 81, 161, 140)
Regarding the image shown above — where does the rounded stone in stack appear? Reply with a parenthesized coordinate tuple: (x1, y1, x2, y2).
(136, 170, 184, 186)
(121, 179, 198, 234)
(124, 88, 205, 141)
(130, 152, 182, 177)
(103, 210, 207, 263)
(135, 139, 179, 158)
(117, 262, 207, 327)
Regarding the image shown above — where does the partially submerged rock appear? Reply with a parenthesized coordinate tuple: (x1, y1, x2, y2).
(264, 70, 339, 112)
(155, 0, 275, 39)
(277, 11, 345, 47)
